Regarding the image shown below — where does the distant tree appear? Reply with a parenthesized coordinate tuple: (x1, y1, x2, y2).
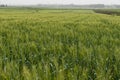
(88, 4, 105, 9)
(115, 5, 120, 8)
(0, 4, 7, 7)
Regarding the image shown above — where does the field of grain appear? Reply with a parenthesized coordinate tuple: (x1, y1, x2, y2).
(0, 8, 120, 80)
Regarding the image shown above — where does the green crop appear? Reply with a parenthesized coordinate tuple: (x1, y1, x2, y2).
(0, 8, 120, 80)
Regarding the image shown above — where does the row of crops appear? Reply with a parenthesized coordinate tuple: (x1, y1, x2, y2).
(0, 8, 120, 80)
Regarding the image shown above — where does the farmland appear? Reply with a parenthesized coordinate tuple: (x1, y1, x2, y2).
(0, 8, 120, 80)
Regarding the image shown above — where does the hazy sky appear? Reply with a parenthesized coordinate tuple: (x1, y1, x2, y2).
(1, 0, 120, 5)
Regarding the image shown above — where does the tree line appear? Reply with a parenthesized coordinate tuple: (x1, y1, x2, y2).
(0, 4, 7, 7)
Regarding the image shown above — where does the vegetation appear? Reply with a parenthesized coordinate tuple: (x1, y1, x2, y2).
(0, 8, 120, 80)
(93, 9, 120, 16)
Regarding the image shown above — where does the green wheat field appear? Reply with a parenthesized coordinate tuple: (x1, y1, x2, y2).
(0, 8, 120, 80)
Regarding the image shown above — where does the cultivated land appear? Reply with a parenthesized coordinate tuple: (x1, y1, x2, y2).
(0, 8, 120, 80)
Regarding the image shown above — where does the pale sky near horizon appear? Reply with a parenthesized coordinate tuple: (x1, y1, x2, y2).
(1, 0, 120, 5)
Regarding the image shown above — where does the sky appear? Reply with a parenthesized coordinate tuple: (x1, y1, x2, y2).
(1, 0, 120, 5)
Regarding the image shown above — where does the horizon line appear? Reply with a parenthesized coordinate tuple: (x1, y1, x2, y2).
(1, 3, 120, 6)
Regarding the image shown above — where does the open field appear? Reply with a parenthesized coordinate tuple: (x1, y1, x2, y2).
(0, 8, 120, 80)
